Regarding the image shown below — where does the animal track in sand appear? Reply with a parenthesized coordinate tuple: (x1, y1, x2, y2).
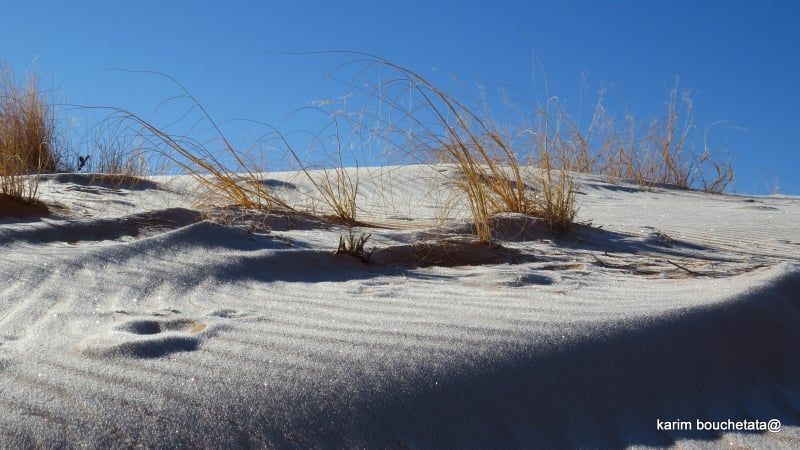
(207, 308, 252, 319)
(116, 319, 207, 336)
(508, 273, 556, 286)
(80, 317, 215, 359)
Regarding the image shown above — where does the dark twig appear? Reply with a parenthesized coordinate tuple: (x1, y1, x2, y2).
(334, 229, 374, 263)
(667, 259, 704, 276)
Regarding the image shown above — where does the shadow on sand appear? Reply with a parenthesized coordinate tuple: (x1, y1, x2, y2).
(274, 265, 800, 447)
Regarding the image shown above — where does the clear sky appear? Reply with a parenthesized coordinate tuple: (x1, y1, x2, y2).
(2, 0, 798, 194)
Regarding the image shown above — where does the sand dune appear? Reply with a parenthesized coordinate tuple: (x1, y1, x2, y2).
(0, 166, 798, 448)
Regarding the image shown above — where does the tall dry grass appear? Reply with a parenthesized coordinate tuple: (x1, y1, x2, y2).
(310, 165, 361, 225)
(93, 137, 150, 177)
(116, 108, 292, 211)
(283, 118, 363, 226)
(60, 60, 575, 241)
(534, 140, 576, 235)
(332, 54, 575, 242)
(89, 72, 292, 212)
(535, 82, 734, 192)
(0, 65, 59, 203)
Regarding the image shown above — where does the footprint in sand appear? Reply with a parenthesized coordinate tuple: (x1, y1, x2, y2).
(80, 317, 215, 359)
(498, 272, 556, 288)
(118, 318, 207, 335)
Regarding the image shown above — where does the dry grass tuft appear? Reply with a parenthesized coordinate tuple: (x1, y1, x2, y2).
(89, 173, 154, 189)
(0, 65, 59, 203)
(334, 229, 374, 263)
(534, 148, 577, 235)
(76, 61, 575, 241)
(83, 135, 153, 189)
(89, 73, 292, 212)
(128, 113, 289, 211)
(279, 115, 369, 227)
(288, 135, 363, 226)
(315, 165, 361, 225)
(351, 55, 574, 242)
(93, 139, 150, 178)
(536, 82, 734, 193)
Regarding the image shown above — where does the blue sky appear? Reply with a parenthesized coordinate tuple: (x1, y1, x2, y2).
(2, 0, 798, 193)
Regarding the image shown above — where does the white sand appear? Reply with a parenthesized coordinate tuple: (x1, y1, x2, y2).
(0, 167, 798, 448)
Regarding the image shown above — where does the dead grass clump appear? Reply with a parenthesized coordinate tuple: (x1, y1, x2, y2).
(302, 165, 362, 226)
(136, 114, 288, 211)
(539, 82, 734, 193)
(0, 151, 40, 203)
(93, 141, 150, 178)
(334, 229, 374, 263)
(696, 144, 735, 193)
(87, 72, 373, 229)
(435, 121, 537, 243)
(81, 120, 162, 183)
(349, 55, 562, 243)
(280, 114, 368, 226)
(88, 173, 155, 189)
(434, 102, 577, 239)
(90, 73, 292, 212)
(206, 205, 343, 234)
(0, 65, 59, 203)
(534, 150, 577, 235)
(203, 205, 274, 234)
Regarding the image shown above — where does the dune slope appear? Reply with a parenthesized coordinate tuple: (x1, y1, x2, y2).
(0, 168, 798, 448)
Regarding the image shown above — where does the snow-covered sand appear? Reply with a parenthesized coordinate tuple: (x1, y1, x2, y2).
(0, 166, 798, 448)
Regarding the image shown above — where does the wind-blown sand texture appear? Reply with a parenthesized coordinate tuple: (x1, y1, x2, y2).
(0, 166, 798, 448)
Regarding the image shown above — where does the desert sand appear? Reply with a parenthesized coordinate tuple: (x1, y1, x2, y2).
(0, 166, 798, 448)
